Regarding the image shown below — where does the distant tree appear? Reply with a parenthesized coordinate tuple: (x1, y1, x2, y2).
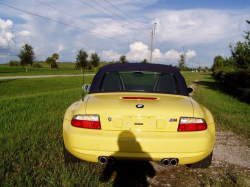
(76, 49, 88, 71)
(230, 42, 250, 69)
(198, 66, 202, 72)
(52, 53, 59, 61)
(174, 65, 179, 70)
(244, 20, 250, 45)
(9, 60, 19, 67)
(119, 55, 128, 63)
(90, 53, 100, 71)
(18, 44, 35, 72)
(212, 55, 224, 72)
(45, 57, 57, 69)
(33, 62, 42, 68)
(86, 61, 93, 70)
(141, 59, 148, 63)
(178, 53, 185, 71)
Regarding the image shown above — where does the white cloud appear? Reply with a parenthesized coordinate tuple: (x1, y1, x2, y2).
(57, 44, 65, 52)
(126, 42, 150, 61)
(100, 42, 196, 64)
(186, 49, 196, 59)
(0, 18, 15, 48)
(101, 50, 121, 62)
(18, 30, 31, 37)
(164, 49, 181, 61)
(151, 9, 250, 45)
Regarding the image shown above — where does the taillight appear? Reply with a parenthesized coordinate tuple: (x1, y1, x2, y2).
(178, 117, 207, 131)
(71, 115, 101, 129)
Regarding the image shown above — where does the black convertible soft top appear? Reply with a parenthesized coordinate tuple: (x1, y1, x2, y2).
(89, 63, 189, 96)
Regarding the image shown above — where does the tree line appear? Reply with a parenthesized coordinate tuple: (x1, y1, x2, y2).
(212, 20, 250, 103)
(212, 20, 250, 74)
(10, 44, 151, 72)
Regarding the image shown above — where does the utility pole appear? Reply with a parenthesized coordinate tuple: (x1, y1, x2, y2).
(192, 58, 194, 72)
(150, 23, 157, 63)
(122, 25, 125, 55)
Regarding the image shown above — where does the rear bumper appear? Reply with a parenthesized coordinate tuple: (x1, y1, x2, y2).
(63, 119, 215, 165)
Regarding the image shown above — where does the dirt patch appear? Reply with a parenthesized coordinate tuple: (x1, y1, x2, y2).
(214, 131, 250, 169)
(189, 79, 199, 97)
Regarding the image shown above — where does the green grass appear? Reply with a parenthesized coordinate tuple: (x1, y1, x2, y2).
(0, 76, 111, 186)
(181, 71, 204, 86)
(0, 76, 93, 99)
(193, 73, 250, 137)
(1, 72, 249, 185)
(0, 64, 96, 76)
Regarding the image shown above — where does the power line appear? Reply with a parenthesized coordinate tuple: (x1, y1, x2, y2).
(78, 0, 151, 36)
(91, 0, 151, 32)
(103, 0, 153, 31)
(35, 0, 133, 42)
(154, 37, 173, 51)
(102, 0, 177, 51)
(0, 2, 131, 45)
(155, 35, 176, 50)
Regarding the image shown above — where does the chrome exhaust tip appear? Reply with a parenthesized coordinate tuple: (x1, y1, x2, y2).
(107, 157, 115, 165)
(170, 158, 178, 166)
(99, 156, 107, 164)
(161, 158, 169, 166)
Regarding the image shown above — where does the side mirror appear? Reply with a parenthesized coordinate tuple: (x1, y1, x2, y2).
(187, 87, 193, 94)
(83, 84, 91, 92)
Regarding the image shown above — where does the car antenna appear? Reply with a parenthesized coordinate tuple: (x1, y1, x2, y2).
(82, 68, 85, 101)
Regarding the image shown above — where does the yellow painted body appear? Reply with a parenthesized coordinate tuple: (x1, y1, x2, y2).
(63, 92, 215, 165)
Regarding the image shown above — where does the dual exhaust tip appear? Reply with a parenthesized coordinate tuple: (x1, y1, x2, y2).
(99, 156, 178, 166)
(99, 156, 115, 165)
(161, 158, 178, 166)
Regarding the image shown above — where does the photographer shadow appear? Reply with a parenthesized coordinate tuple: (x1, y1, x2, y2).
(101, 130, 156, 187)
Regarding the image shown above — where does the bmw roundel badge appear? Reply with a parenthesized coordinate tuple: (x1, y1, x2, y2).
(136, 104, 144, 109)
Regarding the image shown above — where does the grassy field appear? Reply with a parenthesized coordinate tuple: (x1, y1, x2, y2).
(0, 72, 249, 186)
(0, 62, 110, 77)
(0, 64, 95, 77)
(193, 73, 250, 138)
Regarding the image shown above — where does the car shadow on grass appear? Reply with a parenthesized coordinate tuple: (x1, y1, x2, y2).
(100, 131, 156, 187)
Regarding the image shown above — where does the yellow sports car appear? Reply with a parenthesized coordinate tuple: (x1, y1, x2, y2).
(63, 63, 215, 168)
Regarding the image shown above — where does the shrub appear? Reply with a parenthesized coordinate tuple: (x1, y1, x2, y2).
(33, 62, 42, 68)
(9, 60, 19, 67)
(86, 62, 92, 70)
(74, 63, 81, 70)
(51, 61, 58, 69)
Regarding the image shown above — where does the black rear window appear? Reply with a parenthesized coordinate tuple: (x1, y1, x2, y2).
(100, 71, 179, 93)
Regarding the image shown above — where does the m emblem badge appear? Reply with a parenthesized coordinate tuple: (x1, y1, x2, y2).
(136, 104, 144, 108)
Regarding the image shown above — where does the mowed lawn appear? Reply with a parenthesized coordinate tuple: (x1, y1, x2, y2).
(1, 72, 249, 185)
(0, 64, 96, 77)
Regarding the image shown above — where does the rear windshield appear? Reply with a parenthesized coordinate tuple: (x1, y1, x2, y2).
(100, 71, 179, 93)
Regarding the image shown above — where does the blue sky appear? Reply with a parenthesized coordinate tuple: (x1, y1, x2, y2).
(0, 0, 250, 68)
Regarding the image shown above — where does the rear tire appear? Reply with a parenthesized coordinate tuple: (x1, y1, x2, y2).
(63, 142, 81, 164)
(186, 151, 213, 168)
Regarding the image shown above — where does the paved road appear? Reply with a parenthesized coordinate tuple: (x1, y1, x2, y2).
(0, 74, 95, 80)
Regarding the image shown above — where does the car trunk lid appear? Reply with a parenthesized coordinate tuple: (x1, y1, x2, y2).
(85, 93, 193, 132)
